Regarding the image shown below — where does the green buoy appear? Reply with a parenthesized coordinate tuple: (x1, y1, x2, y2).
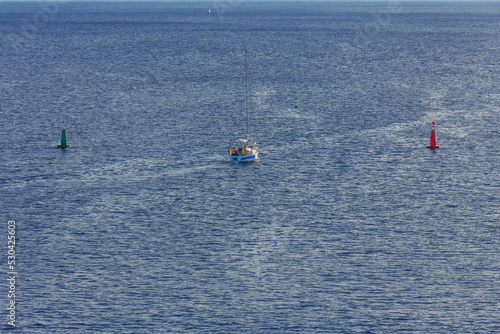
(57, 122, 71, 148)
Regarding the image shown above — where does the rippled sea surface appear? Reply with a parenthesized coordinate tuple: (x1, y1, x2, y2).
(1, 1, 499, 333)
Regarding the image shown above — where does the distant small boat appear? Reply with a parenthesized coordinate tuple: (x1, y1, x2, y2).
(208, 8, 211, 14)
(229, 139, 259, 163)
(228, 51, 259, 163)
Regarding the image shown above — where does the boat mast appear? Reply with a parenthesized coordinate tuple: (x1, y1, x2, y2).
(245, 50, 249, 142)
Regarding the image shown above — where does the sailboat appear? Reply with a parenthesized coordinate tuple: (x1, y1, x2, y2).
(228, 51, 259, 163)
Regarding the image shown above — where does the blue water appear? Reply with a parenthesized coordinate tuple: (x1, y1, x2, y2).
(1, 1, 500, 332)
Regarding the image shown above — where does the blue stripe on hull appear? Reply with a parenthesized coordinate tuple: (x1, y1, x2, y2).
(228, 153, 258, 163)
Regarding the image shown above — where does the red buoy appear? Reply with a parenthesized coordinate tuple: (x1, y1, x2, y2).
(426, 121, 440, 149)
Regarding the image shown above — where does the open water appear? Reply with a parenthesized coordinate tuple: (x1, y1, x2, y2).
(1, 1, 500, 333)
